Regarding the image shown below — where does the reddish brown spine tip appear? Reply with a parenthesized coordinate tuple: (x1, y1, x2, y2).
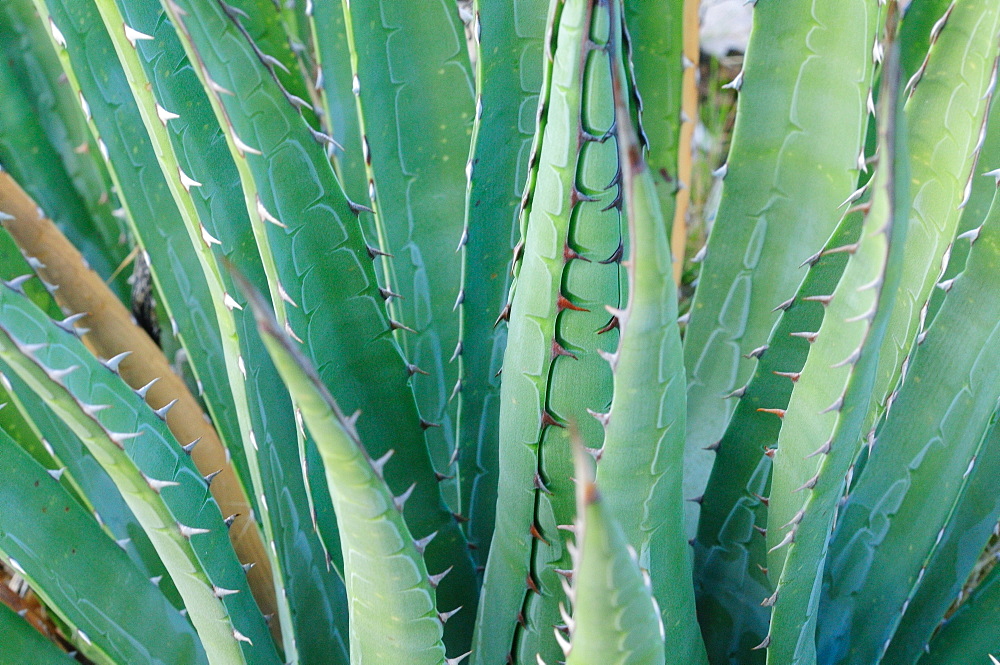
(773, 371, 801, 382)
(529, 523, 550, 545)
(452, 512, 469, 523)
(757, 408, 786, 419)
(533, 473, 553, 495)
(516, 612, 527, 628)
(597, 316, 620, 335)
(494, 303, 511, 327)
(599, 241, 624, 265)
(563, 243, 591, 263)
(420, 419, 441, 430)
(557, 294, 588, 312)
(541, 411, 565, 429)
(551, 339, 578, 360)
(526, 575, 540, 594)
(763, 447, 776, 458)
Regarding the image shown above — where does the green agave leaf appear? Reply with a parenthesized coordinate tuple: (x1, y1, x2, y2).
(225, 0, 322, 132)
(562, 441, 665, 665)
(158, 0, 478, 650)
(238, 271, 454, 665)
(881, 410, 1000, 664)
(681, 0, 880, 539)
(820, 179, 1000, 664)
(918, 550, 1000, 664)
(594, 22, 706, 662)
(0, 212, 176, 601)
(475, 1, 628, 662)
(457, 0, 548, 568)
(90, 0, 350, 657)
(764, 16, 910, 663)
(693, 206, 865, 665)
(0, 280, 280, 665)
(0, 603, 77, 665)
(338, 0, 473, 517)
(0, 424, 206, 665)
(0, 1, 129, 300)
(899, 0, 956, 81)
(309, 1, 368, 205)
(865, 0, 1000, 440)
(924, 83, 1000, 327)
(622, 0, 685, 250)
(32, 0, 255, 508)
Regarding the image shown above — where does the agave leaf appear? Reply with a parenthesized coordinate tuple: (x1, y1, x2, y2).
(1, 165, 278, 618)
(89, 0, 350, 656)
(309, 1, 368, 206)
(238, 270, 451, 665)
(475, 1, 628, 661)
(865, 0, 1000, 440)
(681, 0, 880, 539)
(562, 440, 666, 665)
(820, 178, 1000, 664)
(924, 83, 1000, 327)
(457, 0, 548, 568)
(0, 281, 281, 664)
(764, 13, 910, 662)
(0, 603, 77, 665)
(338, 0, 473, 518)
(882, 411, 1000, 663)
(225, 0, 322, 132)
(0, 424, 207, 665)
(594, 20, 706, 661)
(622, 0, 687, 283)
(0, 3, 128, 300)
(156, 4, 477, 646)
(899, 0, 956, 80)
(692, 206, 865, 664)
(30, 0, 276, 588)
(918, 552, 1000, 664)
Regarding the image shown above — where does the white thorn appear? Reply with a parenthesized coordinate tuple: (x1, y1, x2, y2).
(49, 19, 67, 49)
(178, 167, 201, 191)
(232, 629, 253, 645)
(278, 283, 298, 307)
(154, 399, 178, 420)
(103, 351, 131, 373)
(722, 70, 743, 91)
(145, 474, 180, 492)
(223, 293, 243, 311)
(256, 197, 286, 228)
(178, 523, 210, 538)
(135, 377, 159, 399)
(123, 24, 154, 47)
(109, 431, 142, 446)
(156, 104, 180, 125)
(200, 224, 222, 247)
(232, 132, 262, 156)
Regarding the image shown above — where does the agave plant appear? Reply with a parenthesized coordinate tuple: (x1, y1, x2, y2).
(1, 0, 1000, 663)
